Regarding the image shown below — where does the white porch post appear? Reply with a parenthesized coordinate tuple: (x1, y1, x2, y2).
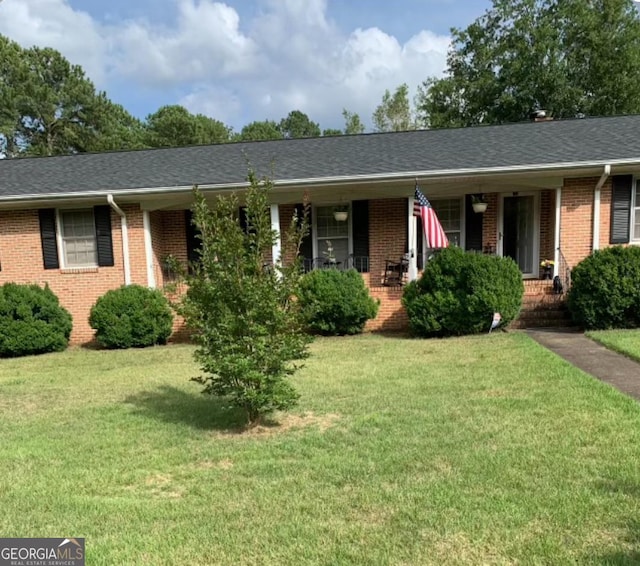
(270, 204, 282, 276)
(553, 187, 561, 278)
(408, 197, 418, 281)
(142, 210, 156, 288)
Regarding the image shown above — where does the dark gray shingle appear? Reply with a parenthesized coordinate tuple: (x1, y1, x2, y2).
(1, 115, 640, 199)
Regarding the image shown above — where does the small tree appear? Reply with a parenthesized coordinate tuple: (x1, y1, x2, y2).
(179, 173, 311, 425)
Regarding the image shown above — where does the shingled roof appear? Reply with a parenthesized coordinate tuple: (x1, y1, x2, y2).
(2, 114, 640, 201)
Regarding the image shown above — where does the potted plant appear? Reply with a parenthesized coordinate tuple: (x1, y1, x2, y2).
(333, 205, 349, 222)
(471, 194, 488, 214)
(540, 259, 554, 279)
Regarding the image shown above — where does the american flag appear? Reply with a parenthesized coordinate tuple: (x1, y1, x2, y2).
(414, 186, 449, 249)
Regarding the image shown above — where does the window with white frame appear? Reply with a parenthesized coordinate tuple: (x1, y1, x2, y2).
(315, 205, 350, 263)
(430, 198, 462, 246)
(59, 209, 98, 267)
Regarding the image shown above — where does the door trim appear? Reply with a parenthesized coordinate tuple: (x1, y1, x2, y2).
(497, 192, 540, 279)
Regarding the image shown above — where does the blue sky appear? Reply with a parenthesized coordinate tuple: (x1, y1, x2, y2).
(0, 0, 493, 131)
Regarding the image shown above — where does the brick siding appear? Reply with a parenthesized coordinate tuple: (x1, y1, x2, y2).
(0, 178, 610, 343)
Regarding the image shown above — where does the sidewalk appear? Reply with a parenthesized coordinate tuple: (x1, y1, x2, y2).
(526, 328, 640, 401)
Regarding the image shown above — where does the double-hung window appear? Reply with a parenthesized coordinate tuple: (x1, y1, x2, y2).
(59, 209, 98, 267)
(39, 206, 113, 270)
(430, 198, 462, 246)
(314, 205, 351, 263)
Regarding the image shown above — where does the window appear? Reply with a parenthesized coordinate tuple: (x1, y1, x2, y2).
(314, 205, 350, 263)
(430, 198, 462, 246)
(59, 209, 98, 267)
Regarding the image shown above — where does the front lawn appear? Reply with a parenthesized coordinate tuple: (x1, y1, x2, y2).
(1, 334, 640, 564)
(588, 329, 640, 363)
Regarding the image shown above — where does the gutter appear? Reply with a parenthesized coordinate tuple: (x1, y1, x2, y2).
(107, 194, 131, 285)
(1, 157, 639, 204)
(592, 164, 611, 252)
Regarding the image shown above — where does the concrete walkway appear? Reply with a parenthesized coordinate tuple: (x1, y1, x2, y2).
(526, 328, 640, 401)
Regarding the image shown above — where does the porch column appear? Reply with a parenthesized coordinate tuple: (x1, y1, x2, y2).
(142, 210, 156, 288)
(553, 187, 561, 278)
(270, 204, 282, 275)
(407, 197, 418, 281)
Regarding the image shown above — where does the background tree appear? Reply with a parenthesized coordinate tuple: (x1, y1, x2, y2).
(372, 83, 414, 132)
(278, 110, 321, 138)
(0, 35, 147, 156)
(322, 128, 342, 136)
(418, 0, 640, 128)
(180, 175, 311, 425)
(237, 120, 283, 141)
(342, 109, 366, 134)
(144, 105, 231, 147)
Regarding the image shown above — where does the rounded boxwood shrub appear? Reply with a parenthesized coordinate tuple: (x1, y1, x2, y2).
(89, 284, 173, 349)
(567, 246, 640, 329)
(402, 246, 523, 337)
(0, 283, 72, 357)
(297, 269, 379, 335)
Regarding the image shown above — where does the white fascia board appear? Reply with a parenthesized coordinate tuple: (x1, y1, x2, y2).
(1, 156, 640, 205)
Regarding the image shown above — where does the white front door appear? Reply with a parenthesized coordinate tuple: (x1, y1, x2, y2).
(498, 193, 540, 277)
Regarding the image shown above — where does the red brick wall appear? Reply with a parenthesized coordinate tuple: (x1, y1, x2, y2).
(561, 177, 596, 268)
(540, 190, 555, 266)
(482, 193, 498, 252)
(369, 198, 407, 286)
(0, 205, 143, 344)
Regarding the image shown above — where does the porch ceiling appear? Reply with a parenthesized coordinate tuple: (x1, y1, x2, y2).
(137, 170, 568, 211)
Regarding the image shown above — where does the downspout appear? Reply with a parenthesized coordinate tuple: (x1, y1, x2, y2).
(107, 194, 131, 285)
(593, 164, 611, 252)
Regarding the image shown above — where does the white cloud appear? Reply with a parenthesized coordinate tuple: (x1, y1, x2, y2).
(0, 0, 451, 130)
(112, 0, 259, 85)
(0, 0, 107, 84)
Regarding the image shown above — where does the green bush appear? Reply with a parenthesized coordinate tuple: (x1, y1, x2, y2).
(402, 247, 523, 337)
(89, 285, 173, 349)
(0, 283, 72, 357)
(297, 269, 379, 335)
(567, 246, 640, 329)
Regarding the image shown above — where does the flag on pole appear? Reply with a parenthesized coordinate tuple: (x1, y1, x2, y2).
(414, 185, 449, 249)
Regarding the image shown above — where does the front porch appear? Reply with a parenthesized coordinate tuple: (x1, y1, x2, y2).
(144, 182, 571, 332)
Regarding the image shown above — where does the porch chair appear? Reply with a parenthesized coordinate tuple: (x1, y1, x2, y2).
(382, 256, 409, 286)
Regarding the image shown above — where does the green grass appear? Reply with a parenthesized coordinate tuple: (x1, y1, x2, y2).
(588, 329, 640, 363)
(1, 334, 640, 565)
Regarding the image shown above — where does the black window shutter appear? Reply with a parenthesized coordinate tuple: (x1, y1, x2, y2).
(239, 206, 248, 233)
(94, 205, 114, 267)
(465, 194, 483, 251)
(185, 209, 201, 264)
(38, 208, 59, 270)
(352, 200, 369, 272)
(295, 204, 313, 262)
(610, 175, 633, 244)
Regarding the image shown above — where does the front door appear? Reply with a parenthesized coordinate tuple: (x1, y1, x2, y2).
(499, 194, 539, 277)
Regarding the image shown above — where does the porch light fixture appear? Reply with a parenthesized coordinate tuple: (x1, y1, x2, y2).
(471, 194, 488, 214)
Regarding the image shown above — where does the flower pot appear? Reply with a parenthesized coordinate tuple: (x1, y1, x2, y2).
(333, 211, 348, 222)
(472, 202, 488, 214)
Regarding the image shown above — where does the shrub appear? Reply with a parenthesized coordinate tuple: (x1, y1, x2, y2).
(297, 269, 379, 335)
(567, 246, 640, 329)
(402, 247, 523, 337)
(179, 176, 311, 425)
(89, 284, 173, 349)
(0, 283, 72, 357)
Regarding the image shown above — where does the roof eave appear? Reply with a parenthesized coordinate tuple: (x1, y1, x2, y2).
(0, 157, 638, 205)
